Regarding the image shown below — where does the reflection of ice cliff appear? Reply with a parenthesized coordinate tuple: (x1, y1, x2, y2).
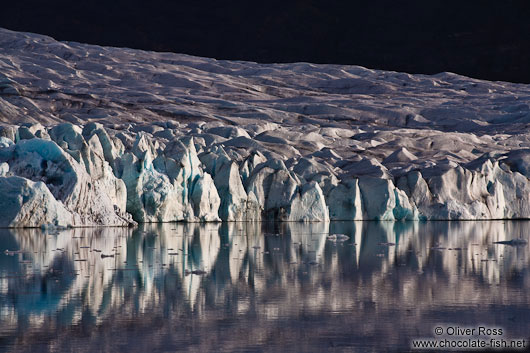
(1, 221, 529, 346)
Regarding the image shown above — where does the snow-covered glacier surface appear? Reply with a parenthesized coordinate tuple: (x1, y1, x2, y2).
(2, 28, 530, 226)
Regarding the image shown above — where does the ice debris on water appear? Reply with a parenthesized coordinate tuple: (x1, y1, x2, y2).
(494, 239, 528, 246)
(4, 249, 24, 256)
(327, 234, 350, 242)
(185, 269, 207, 276)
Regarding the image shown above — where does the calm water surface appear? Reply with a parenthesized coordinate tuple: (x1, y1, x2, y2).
(0, 221, 529, 352)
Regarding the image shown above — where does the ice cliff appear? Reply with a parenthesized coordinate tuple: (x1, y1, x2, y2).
(2, 28, 530, 226)
(1, 122, 530, 227)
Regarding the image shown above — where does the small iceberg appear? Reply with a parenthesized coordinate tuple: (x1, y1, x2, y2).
(327, 234, 350, 242)
(494, 239, 528, 246)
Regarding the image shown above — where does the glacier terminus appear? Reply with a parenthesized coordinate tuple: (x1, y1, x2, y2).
(1, 28, 530, 227)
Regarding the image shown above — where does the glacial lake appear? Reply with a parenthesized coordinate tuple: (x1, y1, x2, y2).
(0, 221, 529, 352)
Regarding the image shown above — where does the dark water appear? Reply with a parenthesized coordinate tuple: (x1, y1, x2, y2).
(0, 221, 529, 352)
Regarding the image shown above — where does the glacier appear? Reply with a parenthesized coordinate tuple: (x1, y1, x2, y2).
(1, 28, 530, 226)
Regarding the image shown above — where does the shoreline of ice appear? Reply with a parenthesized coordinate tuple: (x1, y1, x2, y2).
(0, 121, 529, 227)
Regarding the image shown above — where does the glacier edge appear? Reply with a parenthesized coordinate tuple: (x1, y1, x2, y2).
(1, 123, 530, 227)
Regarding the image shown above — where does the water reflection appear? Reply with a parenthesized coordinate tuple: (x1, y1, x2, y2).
(0, 221, 529, 352)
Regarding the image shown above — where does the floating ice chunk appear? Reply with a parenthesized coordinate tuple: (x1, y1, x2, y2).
(327, 234, 349, 242)
(41, 222, 69, 234)
(494, 238, 528, 246)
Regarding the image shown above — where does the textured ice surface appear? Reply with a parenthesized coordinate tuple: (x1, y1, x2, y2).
(2, 28, 530, 226)
(0, 176, 73, 227)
